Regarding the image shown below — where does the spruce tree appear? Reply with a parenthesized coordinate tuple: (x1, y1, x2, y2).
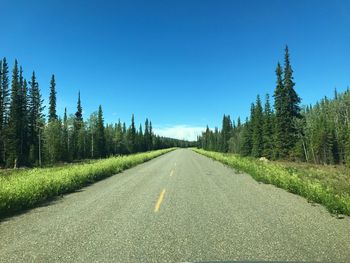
(284, 46, 301, 120)
(283, 45, 302, 155)
(241, 116, 252, 156)
(273, 62, 288, 158)
(20, 77, 29, 165)
(48, 74, 57, 122)
(149, 121, 153, 150)
(0, 58, 10, 164)
(7, 60, 21, 166)
(221, 114, 232, 152)
(251, 95, 263, 157)
(61, 107, 69, 161)
(144, 118, 153, 151)
(96, 105, 105, 157)
(28, 71, 44, 165)
(73, 92, 84, 159)
(0, 59, 3, 164)
(1, 58, 10, 126)
(262, 94, 273, 158)
(127, 114, 136, 153)
(138, 124, 144, 152)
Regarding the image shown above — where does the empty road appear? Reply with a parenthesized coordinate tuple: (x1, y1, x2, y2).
(1, 149, 349, 262)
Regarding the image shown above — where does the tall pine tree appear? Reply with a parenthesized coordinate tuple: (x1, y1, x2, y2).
(28, 71, 44, 165)
(251, 95, 263, 157)
(7, 60, 21, 167)
(48, 74, 57, 122)
(96, 105, 106, 158)
(0, 58, 10, 165)
(262, 94, 273, 158)
(273, 62, 288, 158)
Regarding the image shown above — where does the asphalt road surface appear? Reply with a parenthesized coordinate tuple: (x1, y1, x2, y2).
(1, 149, 349, 262)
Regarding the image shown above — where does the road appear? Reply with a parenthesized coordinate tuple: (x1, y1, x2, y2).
(0, 149, 349, 262)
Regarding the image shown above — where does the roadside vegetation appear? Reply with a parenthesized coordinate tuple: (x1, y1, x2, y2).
(194, 148, 350, 216)
(0, 148, 174, 215)
(197, 46, 350, 166)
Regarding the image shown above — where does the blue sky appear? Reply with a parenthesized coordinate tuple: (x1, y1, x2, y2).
(1, 0, 349, 140)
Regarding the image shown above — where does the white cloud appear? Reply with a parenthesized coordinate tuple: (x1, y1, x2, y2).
(154, 125, 205, 141)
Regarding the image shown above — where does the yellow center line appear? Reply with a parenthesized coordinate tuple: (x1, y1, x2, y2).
(170, 170, 174, 177)
(154, 189, 166, 212)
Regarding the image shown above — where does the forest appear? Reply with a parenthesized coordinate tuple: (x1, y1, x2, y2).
(0, 58, 192, 168)
(198, 46, 350, 165)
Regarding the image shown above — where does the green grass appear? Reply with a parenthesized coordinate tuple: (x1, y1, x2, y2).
(193, 148, 350, 216)
(0, 148, 174, 215)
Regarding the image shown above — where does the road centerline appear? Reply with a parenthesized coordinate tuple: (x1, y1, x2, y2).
(154, 189, 166, 212)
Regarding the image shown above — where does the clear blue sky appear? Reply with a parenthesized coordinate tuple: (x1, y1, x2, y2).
(1, 0, 349, 140)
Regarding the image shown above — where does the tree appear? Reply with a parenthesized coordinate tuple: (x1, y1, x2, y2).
(241, 116, 253, 156)
(273, 62, 288, 158)
(73, 92, 84, 159)
(127, 114, 136, 153)
(61, 108, 70, 161)
(0, 58, 10, 165)
(7, 60, 21, 167)
(28, 71, 45, 165)
(48, 74, 57, 122)
(220, 114, 232, 152)
(251, 95, 263, 157)
(96, 105, 106, 158)
(284, 46, 301, 120)
(262, 94, 273, 159)
(283, 45, 302, 155)
(44, 119, 62, 164)
(144, 118, 153, 151)
(19, 77, 29, 165)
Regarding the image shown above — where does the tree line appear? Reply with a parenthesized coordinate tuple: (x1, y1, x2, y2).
(198, 46, 350, 165)
(0, 58, 191, 168)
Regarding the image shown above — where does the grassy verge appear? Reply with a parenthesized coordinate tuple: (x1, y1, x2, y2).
(193, 148, 350, 216)
(0, 148, 174, 215)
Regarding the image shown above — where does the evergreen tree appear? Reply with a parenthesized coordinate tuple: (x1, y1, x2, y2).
(0, 58, 10, 164)
(61, 108, 70, 161)
(241, 116, 253, 156)
(149, 121, 153, 150)
(220, 114, 232, 152)
(96, 105, 106, 158)
(144, 118, 152, 151)
(28, 71, 44, 165)
(273, 62, 288, 158)
(73, 92, 84, 159)
(48, 74, 57, 122)
(283, 45, 302, 156)
(43, 74, 61, 163)
(262, 94, 273, 158)
(127, 114, 136, 153)
(284, 46, 301, 120)
(0, 59, 2, 164)
(75, 91, 83, 122)
(19, 77, 29, 165)
(137, 124, 144, 152)
(1, 58, 10, 127)
(237, 117, 241, 128)
(251, 95, 263, 157)
(7, 60, 21, 167)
